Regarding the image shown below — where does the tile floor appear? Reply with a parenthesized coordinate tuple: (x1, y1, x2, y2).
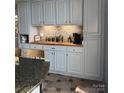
(42, 73, 105, 93)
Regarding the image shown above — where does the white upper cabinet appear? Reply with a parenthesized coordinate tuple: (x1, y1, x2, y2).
(43, 0, 56, 25)
(56, 0, 69, 25)
(84, 0, 103, 35)
(31, 0, 83, 25)
(18, 1, 29, 34)
(70, 0, 83, 25)
(31, 0, 44, 25)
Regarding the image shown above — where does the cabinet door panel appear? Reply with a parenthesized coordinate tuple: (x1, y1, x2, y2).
(31, 85, 40, 93)
(84, 37, 101, 78)
(55, 51, 66, 72)
(44, 51, 55, 70)
(56, 0, 69, 24)
(70, 0, 82, 25)
(18, 2, 28, 34)
(31, 1, 41, 25)
(84, 0, 102, 35)
(43, 0, 56, 24)
(67, 52, 82, 75)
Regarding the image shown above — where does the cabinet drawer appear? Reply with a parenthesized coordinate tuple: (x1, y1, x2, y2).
(67, 47, 83, 53)
(43, 45, 66, 51)
(29, 44, 42, 50)
(20, 44, 30, 49)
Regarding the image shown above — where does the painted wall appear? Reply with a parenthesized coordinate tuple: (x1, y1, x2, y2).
(29, 25, 83, 42)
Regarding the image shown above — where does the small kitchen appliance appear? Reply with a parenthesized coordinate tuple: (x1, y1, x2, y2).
(73, 33, 82, 44)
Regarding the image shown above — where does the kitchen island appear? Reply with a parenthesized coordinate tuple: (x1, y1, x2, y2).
(15, 57, 50, 93)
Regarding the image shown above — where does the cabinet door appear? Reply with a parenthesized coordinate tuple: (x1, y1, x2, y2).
(84, 37, 101, 79)
(83, 0, 102, 35)
(70, 0, 83, 25)
(18, 1, 28, 34)
(31, 1, 44, 25)
(55, 51, 66, 72)
(44, 50, 55, 70)
(31, 85, 40, 93)
(56, 0, 69, 25)
(43, 0, 56, 25)
(67, 52, 83, 75)
(21, 49, 28, 57)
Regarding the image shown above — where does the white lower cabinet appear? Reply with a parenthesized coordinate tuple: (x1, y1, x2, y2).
(67, 52, 83, 75)
(19, 44, 29, 57)
(84, 37, 103, 80)
(44, 45, 66, 72)
(44, 50, 55, 70)
(19, 43, 103, 81)
(66, 47, 84, 76)
(55, 51, 66, 72)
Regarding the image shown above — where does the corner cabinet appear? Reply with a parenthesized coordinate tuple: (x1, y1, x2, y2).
(18, 1, 29, 34)
(84, 37, 103, 80)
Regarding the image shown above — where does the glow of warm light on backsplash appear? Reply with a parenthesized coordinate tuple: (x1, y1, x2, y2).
(32, 25, 83, 42)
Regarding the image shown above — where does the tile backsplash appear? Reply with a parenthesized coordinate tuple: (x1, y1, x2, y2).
(30, 25, 83, 42)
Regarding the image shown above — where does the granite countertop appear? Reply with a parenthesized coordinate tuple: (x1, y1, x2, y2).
(30, 41, 83, 47)
(15, 57, 50, 93)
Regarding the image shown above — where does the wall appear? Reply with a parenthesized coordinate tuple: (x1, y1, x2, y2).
(104, 0, 108, 92)
(29, 25, 83, 42)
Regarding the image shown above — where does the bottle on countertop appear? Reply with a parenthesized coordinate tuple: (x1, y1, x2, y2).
(68, 35, 72, 43)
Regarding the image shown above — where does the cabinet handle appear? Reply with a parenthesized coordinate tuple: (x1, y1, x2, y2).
(69, 20, 71, 23)
(51, 48, 55, 49)
(66, 54, 68, 56)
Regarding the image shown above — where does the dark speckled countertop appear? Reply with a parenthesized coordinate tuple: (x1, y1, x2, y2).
(15, 57, 50, 93)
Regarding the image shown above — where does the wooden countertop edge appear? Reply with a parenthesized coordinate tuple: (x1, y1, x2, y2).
(30, 42, 83, 47)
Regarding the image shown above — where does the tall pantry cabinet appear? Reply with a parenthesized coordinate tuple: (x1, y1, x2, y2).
(83, 0, 104, 80)
(17, 0, 30, 35)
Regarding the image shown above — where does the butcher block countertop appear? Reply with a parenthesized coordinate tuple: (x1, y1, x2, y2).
(30, 41, 83, 47)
